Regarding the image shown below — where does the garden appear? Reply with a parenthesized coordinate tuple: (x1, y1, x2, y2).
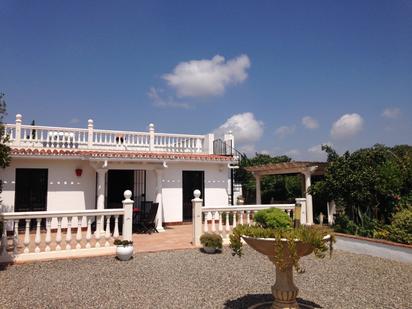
(236, 145, 412, 245)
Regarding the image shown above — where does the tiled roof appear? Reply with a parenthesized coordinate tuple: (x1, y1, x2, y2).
(10, 148, 233, 162)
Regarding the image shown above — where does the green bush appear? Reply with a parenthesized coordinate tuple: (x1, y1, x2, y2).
(254, 208, 292, 229)
(386, 208, 412, 244)
(333, 214, 358, 235)
(200, 232, 223, 248)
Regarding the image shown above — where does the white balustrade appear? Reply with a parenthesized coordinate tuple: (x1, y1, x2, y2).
(0, 208, 129, 263)
(4, 115, 209, 154)
(196, 203, 296, 243)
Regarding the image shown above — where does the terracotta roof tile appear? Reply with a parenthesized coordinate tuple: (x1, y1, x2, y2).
(10, 147, 233, 162)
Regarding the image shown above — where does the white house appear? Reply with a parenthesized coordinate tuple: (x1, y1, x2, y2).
(0, 114, 237, 230)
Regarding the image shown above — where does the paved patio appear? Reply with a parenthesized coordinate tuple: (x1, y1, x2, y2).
(0, 247, 411, 308)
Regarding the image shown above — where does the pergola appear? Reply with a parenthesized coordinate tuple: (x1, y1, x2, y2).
(246, 161, 328, 225)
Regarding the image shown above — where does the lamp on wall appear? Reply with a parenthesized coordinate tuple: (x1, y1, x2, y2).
(75, 168, 83, 177)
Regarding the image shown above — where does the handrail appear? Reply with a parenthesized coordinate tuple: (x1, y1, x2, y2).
(0, 208, 124, 220)
(202, 204, 295, 212)
(19, 124, 89, 132)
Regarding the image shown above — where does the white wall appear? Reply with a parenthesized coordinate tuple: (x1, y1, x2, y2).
(0, 158, 230, 224)
(161, 162, 229, 223)
(1, 158, 96, 213)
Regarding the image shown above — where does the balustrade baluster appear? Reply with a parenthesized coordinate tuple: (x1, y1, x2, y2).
(211, 212, 216, 232)
(65, 217, 72, 250)
(56, 217, 62, 251)
(76, 216, 82, 249)
(23, 219, 30, 253)
(95, 216, 101, 248)
(45, 218, 51, 252)
(1, 220, 7, 256)
(105, 216, 111, 247)
(232, 211, 237, 228)
(239, 210, 244, 225)
(35, 218, 41, 253)
(218, 211, 223, 235)
(203, 212, 208, 233)
(113, 215, 120, 239)
(13, 220, 19, 255)
(86, 217, 92, 248)
(225, 211, 230, 232)
(246, 210, 251, 225)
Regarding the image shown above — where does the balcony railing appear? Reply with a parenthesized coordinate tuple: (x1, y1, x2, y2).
(4, 114, 219, 154)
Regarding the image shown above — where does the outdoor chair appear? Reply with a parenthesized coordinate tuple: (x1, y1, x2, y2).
(136, 202, 159, 234)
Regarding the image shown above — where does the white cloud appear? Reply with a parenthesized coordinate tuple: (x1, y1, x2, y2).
(275, 125, 296, 139)
(382, 107, 400, 119)
(214, 112, 264, 145)
(307, 142, 332, 161)
(162, 54, 251, 97)
(302, 116, 319, 129)
(238, 144, 256, 155)
(148, 87, 191, 109)
(330, 113, 364, 139)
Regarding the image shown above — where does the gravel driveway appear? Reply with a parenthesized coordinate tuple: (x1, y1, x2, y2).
(0, 247, 411, 309)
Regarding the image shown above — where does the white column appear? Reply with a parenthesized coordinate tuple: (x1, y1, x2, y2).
(224, 130, 235, 155)
(95, 168, 107, 235)
(96, 169, 107, 210)
(205, 133, 215, 154)
(149, 123, 155, 151)
(192, 190, 203, 246)
(87, 119, 94, 148)
(303, 171, 314, 225)
(255, 175, 261, 205)
(327, 200, 336, 225)
(155, 169, 165, 232)
(15, 114, 22, 145)
(295, 198, 307, 225)
(122, 190, 134, 241)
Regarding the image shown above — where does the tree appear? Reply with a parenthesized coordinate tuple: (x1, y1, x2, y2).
(309, 144, 412, 225)
(235, 153, 301, 204)
(0, 93, 11, 199)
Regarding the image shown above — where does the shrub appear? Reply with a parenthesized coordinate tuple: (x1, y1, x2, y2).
(254, 208, 292, 229)
(200, 232, 223, 248)
(386, 207, 412, 244)
(114, 239, 133, 247)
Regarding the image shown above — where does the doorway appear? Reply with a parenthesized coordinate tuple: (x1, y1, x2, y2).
(15, 168, 48, 229)
(182, 171, 204, 221)
(106, 170, 134, 209)
(15, 168, 48, 212)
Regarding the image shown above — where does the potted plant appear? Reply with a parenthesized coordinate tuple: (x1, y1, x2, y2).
(237, 195, 245, 205)
(114, 239, 134, 261)
(230, 208, 334, 309)
(200, 232, 223, 253)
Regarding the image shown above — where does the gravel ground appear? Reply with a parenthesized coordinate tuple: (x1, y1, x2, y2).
(0, 248, 411, 309)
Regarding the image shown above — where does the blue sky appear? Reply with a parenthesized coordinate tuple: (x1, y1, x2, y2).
(1, 0, 411, 160)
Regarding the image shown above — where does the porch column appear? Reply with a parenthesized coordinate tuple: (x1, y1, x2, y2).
(155, 169, 165, 232)
(255, 174, 261, 204)
(327, 200, 336, 225)
(303, 171, 314, 225)
(96, 169, 107, 210)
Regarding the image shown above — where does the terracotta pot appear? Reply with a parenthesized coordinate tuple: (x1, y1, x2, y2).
(242, 235, 330, 309)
